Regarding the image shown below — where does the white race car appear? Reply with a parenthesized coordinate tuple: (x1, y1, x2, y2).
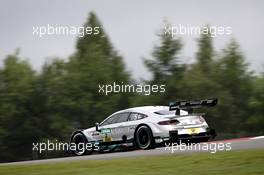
(70, 98, 217, 155)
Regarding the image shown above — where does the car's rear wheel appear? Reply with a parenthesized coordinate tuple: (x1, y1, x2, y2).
(135, 125, 155, 149)
(71, 132, 93, 156)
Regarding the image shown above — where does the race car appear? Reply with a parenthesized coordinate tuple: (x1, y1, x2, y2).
(70, 98, 217, 155)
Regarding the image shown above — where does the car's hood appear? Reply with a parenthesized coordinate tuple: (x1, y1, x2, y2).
(84, 127, 96, 133)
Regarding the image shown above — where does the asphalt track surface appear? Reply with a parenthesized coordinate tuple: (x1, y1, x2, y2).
(1, 136, 264, 165)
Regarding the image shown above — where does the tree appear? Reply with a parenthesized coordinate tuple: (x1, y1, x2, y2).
(138, 27, 185, 105)
(0, 53, 37, 162)
(247, 75, 264, 134)
(35, 59, 74, 139)
(65, 12, 131, 128)
(214, 40, 252, 134)
(196, 26, 214, 75)
(144, 33, 183, 82)
(179, 28, 217, 100)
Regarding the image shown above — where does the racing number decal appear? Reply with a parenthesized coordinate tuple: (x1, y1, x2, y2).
(101, 128, 113, 142)
(103, 134, 112, 142)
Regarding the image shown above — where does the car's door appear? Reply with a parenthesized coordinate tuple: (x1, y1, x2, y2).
(110, 112, 135, 141)
(99, 112, 130, 142)
(110, 112, 148, 141)
(97, 114, 119, 142)
(125, 112, 148, 140)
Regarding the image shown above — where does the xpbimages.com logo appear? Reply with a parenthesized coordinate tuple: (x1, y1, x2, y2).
(98, 82, 166, 95)
(164, 140, 232, 154)
(32, 140, 99, 154)
(164, 24, 232, 38)
(32, 24, 100, 37)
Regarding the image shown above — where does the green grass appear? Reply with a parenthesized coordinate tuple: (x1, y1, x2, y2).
(1, 149, 264, 175)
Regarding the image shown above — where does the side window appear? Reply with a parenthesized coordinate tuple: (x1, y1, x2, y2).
(100, 114, 119, 126)
(100, 112, 130, 126)
(128, 113, 138, 121)
(114, 112, 130, 123)
(137, 113, 147, 120)
(128, 113, 147, 121)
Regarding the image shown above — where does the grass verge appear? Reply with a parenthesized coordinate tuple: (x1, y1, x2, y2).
(0, 149, 264, 175)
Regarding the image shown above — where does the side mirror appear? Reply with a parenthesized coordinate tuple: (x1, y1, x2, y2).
(95, 122, 101, 132)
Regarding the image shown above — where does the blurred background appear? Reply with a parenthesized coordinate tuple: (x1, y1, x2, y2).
(0, 0, 264, 162)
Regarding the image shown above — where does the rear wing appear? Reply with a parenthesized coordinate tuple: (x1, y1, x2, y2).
(169, 98, 218, 115)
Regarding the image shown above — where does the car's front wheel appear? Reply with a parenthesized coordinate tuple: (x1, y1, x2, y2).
(135, 125, 155, 149)
(71, 132, 93, 156)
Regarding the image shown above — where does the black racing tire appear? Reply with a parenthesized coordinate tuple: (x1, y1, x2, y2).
(210, 129, 217, 139)
(135, 125, 155, 150)
(71, 132, 93, 156)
